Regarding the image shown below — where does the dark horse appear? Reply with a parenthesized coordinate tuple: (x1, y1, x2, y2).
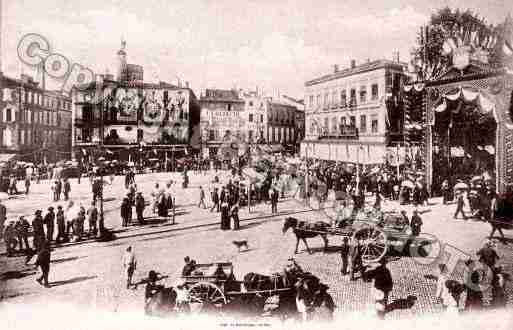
(295, 273, 336, 322)
(282, 217, 330, 254)
(144, 287, 178, 317)
(489, 189, 513, 240)
(242, 260, 304, 319)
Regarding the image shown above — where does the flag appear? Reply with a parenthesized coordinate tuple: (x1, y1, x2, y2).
(184, 147, 188, 155)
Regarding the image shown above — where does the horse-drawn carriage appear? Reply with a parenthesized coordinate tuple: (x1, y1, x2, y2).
(146, 260, 334, 320)
(283, 209, 420, 263)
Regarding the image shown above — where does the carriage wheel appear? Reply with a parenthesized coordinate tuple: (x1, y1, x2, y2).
(188, 282, 227, 313)
(352, 226, 388, 263)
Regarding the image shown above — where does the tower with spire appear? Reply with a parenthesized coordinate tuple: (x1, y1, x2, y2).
(116, 38, 127, 82)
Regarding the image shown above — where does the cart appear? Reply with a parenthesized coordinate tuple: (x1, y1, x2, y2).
(181, 262, 294, 314)
(298, 209, 413, 263)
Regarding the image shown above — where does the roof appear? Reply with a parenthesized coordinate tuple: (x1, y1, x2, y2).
(305, 59, 407, 86)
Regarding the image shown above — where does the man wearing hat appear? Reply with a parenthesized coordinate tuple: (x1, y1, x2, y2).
(35, 240, 51, 287)
(32, 210, 45, 251)
(15, 216, 31, 252)
(55, 206, 66, 243)
(87, 201, 98, 237)
(367, 258, 393, 319)
(135, 191, 145, 225)
(120, 197, 132, 227)
(43, 207, 55, 242)
(122, 246, 137, 289)
(410, 210, 423, 237)
(3, 220, 17, 256)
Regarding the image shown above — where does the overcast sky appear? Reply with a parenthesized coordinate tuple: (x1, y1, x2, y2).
(2, 0, 511, 98)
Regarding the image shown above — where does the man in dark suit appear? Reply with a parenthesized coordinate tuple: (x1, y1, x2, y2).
(210, 188, 220, 212)
(35, 241, 51, 287)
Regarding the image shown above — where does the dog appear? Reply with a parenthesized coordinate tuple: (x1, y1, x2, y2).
(232, 240, 249, 252)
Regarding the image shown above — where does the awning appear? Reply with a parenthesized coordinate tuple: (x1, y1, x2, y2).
(432, 87, 498, 125)
(0, 153, 17, 162)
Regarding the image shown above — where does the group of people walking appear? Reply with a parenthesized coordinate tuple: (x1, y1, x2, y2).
(3, 200, 100, 257)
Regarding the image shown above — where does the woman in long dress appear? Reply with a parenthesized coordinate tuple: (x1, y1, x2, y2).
(220, 201, 230, 230)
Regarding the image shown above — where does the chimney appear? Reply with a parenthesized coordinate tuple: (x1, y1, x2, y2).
(350, 60, 356, 69)
(333, 64, 339, 73)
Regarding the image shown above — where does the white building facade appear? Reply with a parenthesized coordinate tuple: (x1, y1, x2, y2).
(301, 59, 407, 165)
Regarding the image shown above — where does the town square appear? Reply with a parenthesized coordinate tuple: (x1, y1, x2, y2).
(0, 1, 513, 329)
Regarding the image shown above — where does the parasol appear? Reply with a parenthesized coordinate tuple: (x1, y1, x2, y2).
(471, 176, 483, 182)
(401, 180, 415, 189)
(454, 182, 469, 190)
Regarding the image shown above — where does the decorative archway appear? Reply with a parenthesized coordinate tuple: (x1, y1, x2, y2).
(423, 73, 513, 194)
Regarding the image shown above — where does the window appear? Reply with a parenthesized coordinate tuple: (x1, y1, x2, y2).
(324, 93, 329, 106)
(316, 94, 321, 107)
(371, 84, 379, 100)
(350, 89, 357, 106)
(227, 104, 232, 111)
(324, 117, 329, 133)
(349, 116, 356, 127)
(340, 90, 347, 107)
(209, 130, 215, 140)
(332, 91, 338, 106)
(360, 115, 366, 133)
(249, 101, 253, 106)
(331, 117, 338, 133)
(309, 95, 314, 107)
(260, 114, 264, 123)
(340, 116, 346, 126)
(360, 86, 367, 103)
(249, 114, 254, 122)
(372, 118, 378, 133)
(248, 130, 253, 141)
(6, 108, 12, 122)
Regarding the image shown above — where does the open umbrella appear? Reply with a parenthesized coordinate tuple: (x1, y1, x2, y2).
(401, 180, 415, 189)
(454, 182, 469, 190)
(471, 176, 483, 182)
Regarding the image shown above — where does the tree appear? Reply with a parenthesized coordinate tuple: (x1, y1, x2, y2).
(411, 7, 508, 81)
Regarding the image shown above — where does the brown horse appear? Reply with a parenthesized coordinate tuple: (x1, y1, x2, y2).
(282, 217, 330, 254)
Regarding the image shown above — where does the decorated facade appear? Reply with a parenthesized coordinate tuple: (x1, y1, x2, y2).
(405, 10, 513, 194)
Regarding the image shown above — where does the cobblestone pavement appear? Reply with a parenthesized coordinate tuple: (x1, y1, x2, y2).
(1, 172, 512, 323)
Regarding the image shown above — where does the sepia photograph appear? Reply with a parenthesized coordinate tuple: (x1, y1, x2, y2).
(0, 1, 512, 329)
